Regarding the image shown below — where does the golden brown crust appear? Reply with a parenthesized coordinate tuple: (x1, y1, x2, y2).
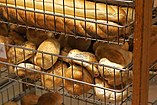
(67, 49, 99, 77)
(7, 41, 36, 64)
(94, 78, 128, 101)
(34, 38, 60, 69)
(65, 65, 93, 95)
(98, 58, 132, 86)
(0, 1, 133, 39)
(41, 61, 68, 89)
(37, 92, 62, 105)
(94, 42, 132, 66)
(14, 63, 41, 80)
(21, 93, 40, 105)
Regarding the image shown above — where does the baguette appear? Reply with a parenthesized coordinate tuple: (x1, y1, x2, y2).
(0, 0, 127, 24)
(0, 1, 132, 39)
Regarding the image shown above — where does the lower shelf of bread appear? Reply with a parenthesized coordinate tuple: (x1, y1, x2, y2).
(0, 69, 133, 105)
(0, 81, 132, 105)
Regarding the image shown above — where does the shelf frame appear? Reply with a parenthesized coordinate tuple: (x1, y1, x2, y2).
(132, 0, 154, 105)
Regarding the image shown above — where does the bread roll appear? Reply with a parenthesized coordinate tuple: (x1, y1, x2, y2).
(94, 42, 132, 66)
(0, 20, 8, 36)
(59, 47, 72, 62)
(94, 78, 128, 102)
(14, 63, 41, 80)
(7, 41, 36, 64)
(21, 93, 39, 105)
(65, 65, 93, 95)
(98, 58, 132, 86)
(41, 61, 68, 89)
(35, 38, 60, 69)
(37, 92, 62, 105)
(67, 49, 99, 77)
(8, 31, 25, 45)
(26, 29, 54, 46)
(3, 101, 17, 105)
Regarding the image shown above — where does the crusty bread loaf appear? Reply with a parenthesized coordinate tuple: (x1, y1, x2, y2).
(14, 63, 41, 80)
(98, 58, 132, 86)
(67, 49, 99, 77)
(94, 42, 132, 66)
(34, 38, 60, 69)
(41, 61, 68, 89)
(94, 78, 128, 102)
(37, 92, 62, 105)
(21, 93, 40, 105)
(0, 0, 133, 40)
(7, 41, 36, 64)
(65, 65, 93, 95)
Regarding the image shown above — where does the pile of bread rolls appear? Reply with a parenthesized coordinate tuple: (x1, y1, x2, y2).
(0, 22, 133, 102)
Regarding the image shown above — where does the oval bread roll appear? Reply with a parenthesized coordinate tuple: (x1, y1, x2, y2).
(35, 38, 60, 69)
(41, 61, 68, 89)
(7, 41, 36, 64)
(67, 49, 99, 77)
(65, 65, 93, 95)
(21, 93, 39, 105)
(37, 92, 62, 105)
(14, 63, 41, 80)
(98, 58, 132, 86)
(94, 78, 128, 102)
(3, 101, 18, 105)
(94, 42, 132, 66)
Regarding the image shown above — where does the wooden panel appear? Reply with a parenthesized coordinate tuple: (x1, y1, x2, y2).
(132, 0, 152, 105)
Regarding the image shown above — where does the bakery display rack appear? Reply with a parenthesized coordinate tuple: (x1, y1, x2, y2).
(0, 0, 156, 105)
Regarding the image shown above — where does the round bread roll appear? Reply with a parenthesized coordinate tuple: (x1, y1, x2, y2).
(94, 42, 132, 66)
(67, 49, 99, 77)
(94, 78, 128, 102)
(26, 29, 54, 46)
(37, 92, 62, 105)
(14, 63, 41, 80)
(8, 31, 25, 45)
(35, 38, 60, 69)
(98, 58, 132, 86)
(65, 65, 93, 95)
(3, 101, 17, 105)
(41, 61, 68, 89)
(21, 93, 39, 105)
(7, 41, 36, 64)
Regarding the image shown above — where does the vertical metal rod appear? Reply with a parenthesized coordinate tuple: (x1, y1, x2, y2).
(132, 0, 152, 105)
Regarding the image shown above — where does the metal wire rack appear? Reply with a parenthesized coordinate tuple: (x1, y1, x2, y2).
(0, 0, 156, 105)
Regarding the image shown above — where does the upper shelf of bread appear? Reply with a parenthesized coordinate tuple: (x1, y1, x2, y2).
(0, 0, 134, 44)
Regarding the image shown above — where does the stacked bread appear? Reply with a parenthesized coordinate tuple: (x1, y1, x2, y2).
(0, 0, 134, 40)
(0, 0, 135, 103)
